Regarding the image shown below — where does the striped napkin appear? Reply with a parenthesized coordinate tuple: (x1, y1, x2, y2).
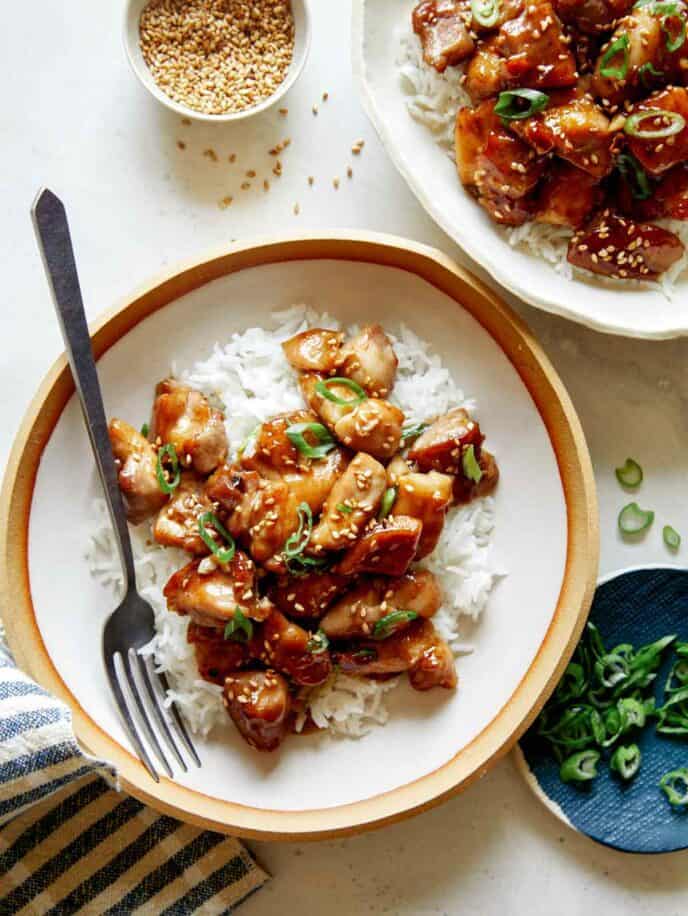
(0, 632, 268, 913)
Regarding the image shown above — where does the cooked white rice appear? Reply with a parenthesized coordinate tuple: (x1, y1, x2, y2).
(86, 305, 499, 739)
(397, 28, 688, 298)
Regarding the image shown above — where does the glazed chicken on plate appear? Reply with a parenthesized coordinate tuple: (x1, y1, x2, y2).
(413, 0, 688, 280)
(108, 325, 499, 752)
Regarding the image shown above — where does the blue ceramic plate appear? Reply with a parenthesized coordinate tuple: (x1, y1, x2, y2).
(516, 566, 688, 854)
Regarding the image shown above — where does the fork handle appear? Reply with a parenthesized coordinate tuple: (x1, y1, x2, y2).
(32, 189, 137, 593)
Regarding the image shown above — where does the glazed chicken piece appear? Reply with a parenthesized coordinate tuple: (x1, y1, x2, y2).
(535, 159, 604, 228)
(268, 570, 350, 620)
(464, 0, 577, 102)
(248, 609, 332, 686)
(555, 0, 634, 33)
(393, 470, 454, 558)
(412, 0, 475, 73)
(208, 467, 294, 569)
(510, 94, 615, 178)
(240, 411, 349, 513)
(409, 408, 484, 474)
(624, 88, 688, 177)
(336, 325, 398, 398)
(309, 452, 387, 552)
(334, 399, 405, 460)
(336, 516, 423, 577)
(592, 7, 675, 102)
(163, 552, 270, 629)
(335, 618, 457, 691)
(617, 163, 688, 221)
(282, 328, 344, 373)
(455, 100, 545, 225)
(152, 472, 213, 554)
(108, 419, 169, 524)
(320, 570, 442, 640)
(223, 671, 292, 752)
(452, 449, 500, 503)
(567, 210, 685, 279)
(187, 622, 250, 685)
(152, 379, 228, 475)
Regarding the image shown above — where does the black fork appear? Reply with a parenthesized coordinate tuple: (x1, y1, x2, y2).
(32, 188, 200, 782)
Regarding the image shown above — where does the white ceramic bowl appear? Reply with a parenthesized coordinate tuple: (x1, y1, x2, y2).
(123, 0, 311, 122)
(352, 0, 688, 340)
(1, 233, 598, 838)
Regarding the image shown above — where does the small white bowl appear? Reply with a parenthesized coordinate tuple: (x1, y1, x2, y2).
(123, 0, 311, 122)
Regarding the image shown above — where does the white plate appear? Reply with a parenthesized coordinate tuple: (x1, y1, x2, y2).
(3, 234, 597, 837)
(352, 0, 688, 340)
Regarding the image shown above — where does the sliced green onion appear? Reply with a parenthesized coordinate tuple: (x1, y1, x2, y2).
(600, 33, 630, 80)
(285, 554, 330, 577)
(625, 108, 686, 139)
(560, 749, 600, 783)
(660, 768, 688, 806)
(401, 421, 428, 442)
(336, 502, 354, 514)
(224, 607, 253, 642)
(284, 502, 313, 559)
(198, 512, 236, 563)
(665, 659, 688, 693)
(462, 444, 483, 484)
(156, 443, 181, 494)
(379, 487, 397, 520)
(372, 610, 419, 639)
(314, 377, 367, 406)
(664, 525, 681, 550)
(601, 704, 628, 746)
(286, 421, 336, 459)
(306, 629, 329, 654)
(633, 634, 676, 671)
(238, 423, 261, 458)
(553, 662, 588, 706)
(618, 502, 654, 535)
(676, 640, 688, 658)
(352, 647, 378, 661)
(615, 457, 644, 487)
(494, 88, 549, 120)
(141, 422, 150, 438)
(471, 0, 500, 26)
(618, 696, 647, 730)
(662, 12, 686, 50)
(639, 61, 664, 88)
(617, 154, 652, 201)
(595, 653, 629, 689)
(610, 744, 641, 780)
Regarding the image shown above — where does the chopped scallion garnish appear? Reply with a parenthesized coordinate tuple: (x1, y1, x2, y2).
(224, 607, 253, 642)
(336, 503, 354, 514)
(198, 511, 236, 563)
(284, 502, 313, 559)
(471, 0, 500, 27)
(286, 421, 336, 459)
(462, 444, 483, 484)
(494, 88, 548, 120)
(663, 525, 681, 550)
(610, 743, 641, 780)
(401, 421, 428, 442)
(141, 422, 149, 438)
(306, 630, 329, 654)
(156, 443, 181, 494)
(624, 108, 686, 139)
(618, 501, 654, 535)
(638, 61, 664, 88)
(314, 377, 367, 406)
(378, 487, 397, 520)
(662, 11, 686, 50)
(560, 749, 600, 783)
(617, 155, 652, 201)
(660, 768, 688, 806)
(615, 457, 644, 487)
(600, 33, 630, 80)
(372, 610, 419, 639)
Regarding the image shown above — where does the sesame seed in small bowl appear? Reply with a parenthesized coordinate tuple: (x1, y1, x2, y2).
(124, 0, 311, 122)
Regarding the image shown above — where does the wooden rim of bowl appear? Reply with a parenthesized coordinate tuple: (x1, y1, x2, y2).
(0, 232, 599, 840)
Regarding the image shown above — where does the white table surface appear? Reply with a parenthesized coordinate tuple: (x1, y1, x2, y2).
(3, 2, 688, 913)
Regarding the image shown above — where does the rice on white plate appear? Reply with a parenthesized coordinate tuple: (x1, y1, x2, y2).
(86, 304, 499, 740)
(397, 29, 688, 299)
